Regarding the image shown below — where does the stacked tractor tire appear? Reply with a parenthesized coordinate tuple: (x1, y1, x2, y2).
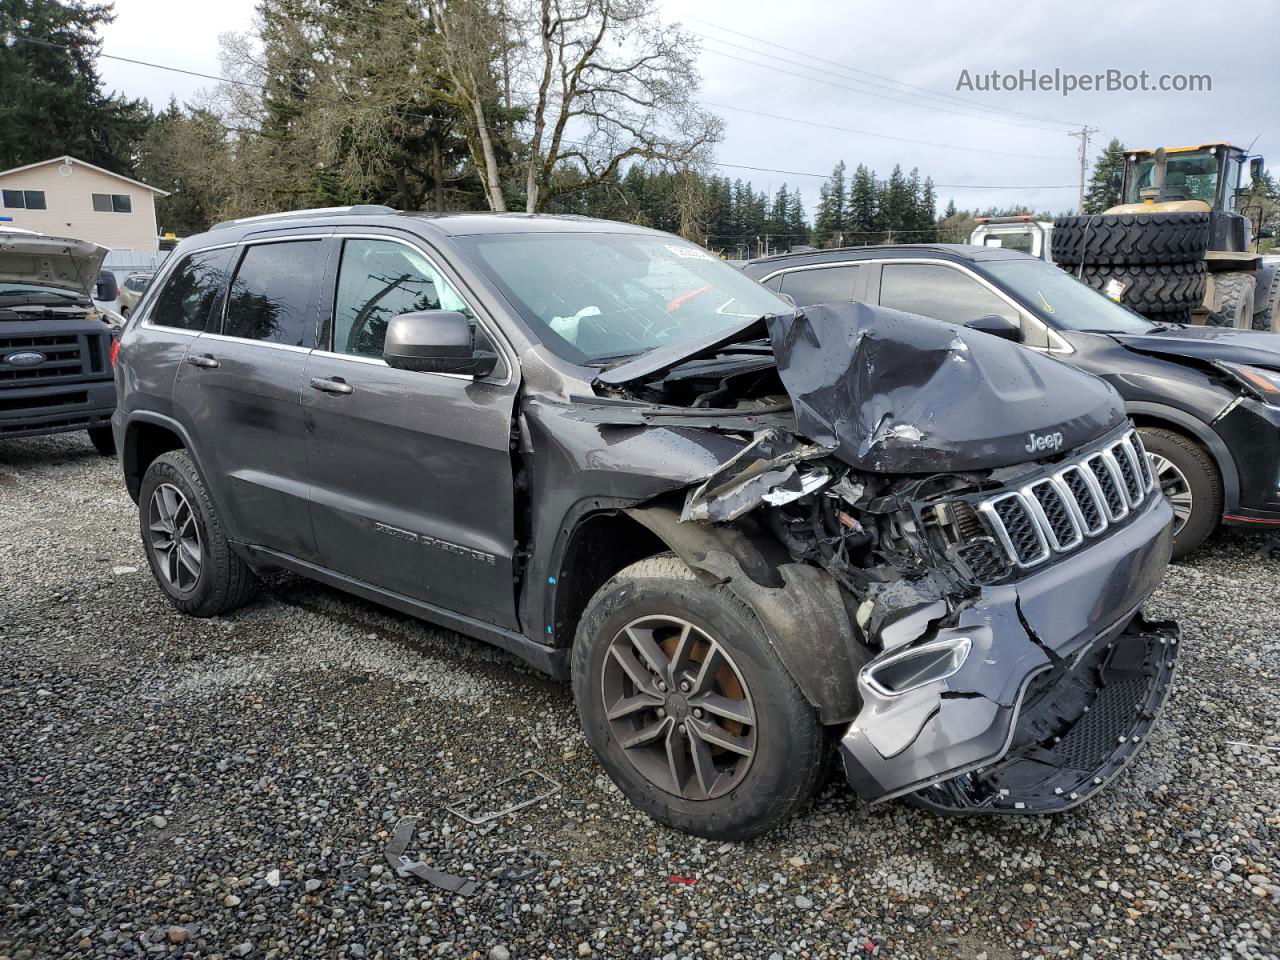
(1051, 212, 1220, 326)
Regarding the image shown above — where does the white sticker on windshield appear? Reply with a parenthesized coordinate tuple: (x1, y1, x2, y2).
(665, 244, 716, 262)
(1103, 278, 1127, 302)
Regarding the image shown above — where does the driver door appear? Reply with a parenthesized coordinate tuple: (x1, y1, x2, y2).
(302, 234, 520, 630)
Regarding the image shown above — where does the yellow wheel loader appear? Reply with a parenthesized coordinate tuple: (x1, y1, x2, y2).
(1053, 144, 1277, 331)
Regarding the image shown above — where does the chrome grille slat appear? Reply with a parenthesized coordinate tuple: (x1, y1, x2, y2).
(967, 429, 1151, 575)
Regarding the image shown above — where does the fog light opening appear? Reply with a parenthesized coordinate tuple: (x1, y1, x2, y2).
(863, 637, 972, 697)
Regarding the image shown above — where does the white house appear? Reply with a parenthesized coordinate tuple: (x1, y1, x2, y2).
(0, 155, 169, 256)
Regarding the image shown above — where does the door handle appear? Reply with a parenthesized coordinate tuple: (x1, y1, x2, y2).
(309, 376, 353, 395)
(186, 354, 219, 369)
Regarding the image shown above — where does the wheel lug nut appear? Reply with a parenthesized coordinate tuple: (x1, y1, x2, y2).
(657, 681, 666, 692)
(656, 708, 665, 718)
(677, 723, 687, 735)
(679, 680, 691, 692)
(693, 708, 703, 719)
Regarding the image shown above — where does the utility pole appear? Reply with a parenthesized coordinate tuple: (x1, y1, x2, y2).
(1069, 126, 1099, 213)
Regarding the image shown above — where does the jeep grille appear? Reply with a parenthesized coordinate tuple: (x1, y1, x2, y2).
(974, 430, 1156, 572)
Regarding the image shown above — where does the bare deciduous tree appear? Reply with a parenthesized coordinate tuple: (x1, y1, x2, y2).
(517, 0, 721, 212)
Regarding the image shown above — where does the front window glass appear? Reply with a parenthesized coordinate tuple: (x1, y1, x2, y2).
(879, 263, 1020, 326)
(982, 259, 1156, 334)
(1125, 150, 1219, 204)
(331, 238, 472, 358)
(455, 232, 790, 364)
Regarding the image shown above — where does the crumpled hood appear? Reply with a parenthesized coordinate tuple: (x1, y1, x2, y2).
(0, 233, 109, 296)
(767, 301, 1125, 473)
(1111, 325, 1280, 370)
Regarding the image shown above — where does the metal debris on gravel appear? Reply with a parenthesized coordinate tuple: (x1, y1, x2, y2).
(1, 433, 1278, 959)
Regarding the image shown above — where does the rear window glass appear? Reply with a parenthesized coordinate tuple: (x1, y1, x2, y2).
(223, 240, 323, 347)
(147, 248, 233, 331)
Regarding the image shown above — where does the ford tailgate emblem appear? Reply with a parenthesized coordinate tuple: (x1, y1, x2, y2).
(5, 351, 47, 367)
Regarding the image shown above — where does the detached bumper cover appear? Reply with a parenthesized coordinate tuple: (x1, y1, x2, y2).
(839, 492, 1177, 812)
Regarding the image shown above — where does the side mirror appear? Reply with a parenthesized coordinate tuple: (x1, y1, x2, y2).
(383, 310, 498, 377)
(1250, 156, 1265, 183)
(964, 314, 1022, 342)
(95, 270, 118, 302)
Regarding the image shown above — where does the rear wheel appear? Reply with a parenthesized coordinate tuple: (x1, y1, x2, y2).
(87, 425, 116, 456)
(138, 449, 257, 616)
(572, 554, 827, 840)
(1206, 272, 1256, 328)
(1138, 428, 1221, 560)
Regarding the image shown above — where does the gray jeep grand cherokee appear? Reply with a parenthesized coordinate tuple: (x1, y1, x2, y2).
(112, 207, 1180, 839)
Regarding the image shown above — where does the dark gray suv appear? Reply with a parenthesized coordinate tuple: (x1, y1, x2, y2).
(113, 207, 1180, 839)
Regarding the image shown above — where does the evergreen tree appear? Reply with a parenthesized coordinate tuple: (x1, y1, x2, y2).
(813, 160, 847, 247)
(846, 164, 878, 243)
(917, 176, 937, 241)
(0, 0, 153, 170)
(879, 164, 913, 240)
(785, 187, 807, 247)
(1083, 138, 1127, 214)
(766, 183, 789, 239)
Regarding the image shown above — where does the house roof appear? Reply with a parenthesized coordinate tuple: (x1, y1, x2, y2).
(0, 155, 170, 197)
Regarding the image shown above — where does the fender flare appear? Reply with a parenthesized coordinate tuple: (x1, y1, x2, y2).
(121, 410, 223, 508)
(1126, 401, 1239, 513)
(624, 504, 867, 725)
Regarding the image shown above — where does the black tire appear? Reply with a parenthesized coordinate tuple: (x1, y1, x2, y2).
(87, 425, 116, 456)
(138, 449, 257, 616)
(1078, 262, 1206, 316)
(1138, 428, 1222, 560)
(1051, 212, 1210, 267)
(1252, 265, 1280, 333)
(1206, 272, 1256, 329)
(572, 554, 827, 840)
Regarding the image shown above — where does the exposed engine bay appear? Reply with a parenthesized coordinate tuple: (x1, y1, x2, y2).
(562, 301, 1179, 812)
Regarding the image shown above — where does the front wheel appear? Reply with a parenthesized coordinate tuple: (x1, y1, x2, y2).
(1138, 428, 1222, 560)
(572, 554, 827, 840)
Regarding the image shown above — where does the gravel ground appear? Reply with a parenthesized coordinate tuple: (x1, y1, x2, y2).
(1, 432, 1278, 960)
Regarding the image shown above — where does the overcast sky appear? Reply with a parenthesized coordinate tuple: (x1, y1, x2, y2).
(97, 0, 1278, 222)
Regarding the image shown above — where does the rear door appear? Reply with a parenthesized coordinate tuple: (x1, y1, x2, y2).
(171, 234, 329, 560)
(301, 233, 521, 629)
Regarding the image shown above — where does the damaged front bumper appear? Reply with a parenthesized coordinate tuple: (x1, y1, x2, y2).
(839, 490, 1178, 814)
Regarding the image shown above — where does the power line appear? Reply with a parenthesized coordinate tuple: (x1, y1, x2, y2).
(696, 36, 1071, 134)
(5, 28, 1074, 195)
(699, 101, 1067, 161)
(710, 159, 1075, 188)
(688, 16, 1081, 129)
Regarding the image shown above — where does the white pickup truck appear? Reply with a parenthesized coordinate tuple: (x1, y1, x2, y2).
(969, 216, 1055, 261)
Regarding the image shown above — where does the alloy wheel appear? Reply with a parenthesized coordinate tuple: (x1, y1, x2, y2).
(1149, 452, 1193, 535)
(148, 482, 202, 592)
(600, 614, 756, 801)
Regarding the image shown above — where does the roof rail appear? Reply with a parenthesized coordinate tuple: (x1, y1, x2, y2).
(209, 204, 398, 231)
